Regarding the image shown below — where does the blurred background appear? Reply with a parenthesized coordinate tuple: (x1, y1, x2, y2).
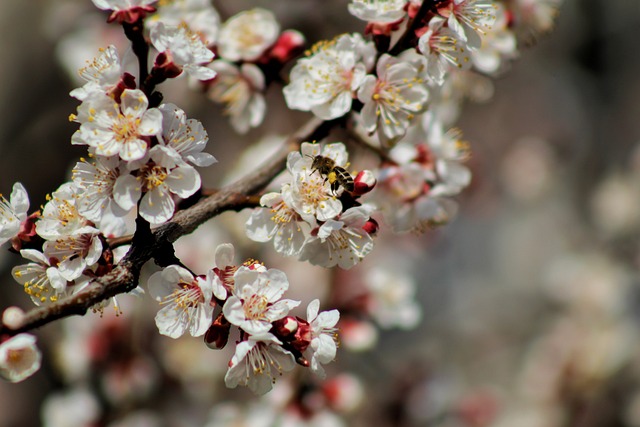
(2, 0, 640, 426)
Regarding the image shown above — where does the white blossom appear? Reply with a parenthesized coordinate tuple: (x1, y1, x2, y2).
(298, 205, 375, 269)
(72, 155, 131, 224)
(348, 0, 408, 23)
(0, 334, 42, 383)
(304, 299, 340, 378)
(70, 45, 122, 101)
(36, 183, 98, 240)
(223, 266, 300, 335)
(158, 103, 216, 167)
(41, 387, 100, 427)
(417, 17, 472, 85)
(245, 188, 309, 257)
(217, 8, 280, 62)
(365, 268, 421, 329)
(442, 0, 498, 50)
(470, 4, 517, 74)
(117, 145, 201, 225)
(148, 265, 214, 338)
(427, 126, 472, 197)
(0, 182, 29, 247)
(357, 54, 429, 147)
(148, 0, 220, 45)
(71, 89, 163, 161)
(515, 0, 562, 35)
(150, 22, 216, 80)
(369, 157, 458, 233)
(287, 142, 349, 221)
(224, 332, 295, 395)
(43, 230, 103, 282)
(283, 33, 375, 120)
(210, 243, 236, 301)
(207, 61, 266, 134)
(12, 249, 68, 306)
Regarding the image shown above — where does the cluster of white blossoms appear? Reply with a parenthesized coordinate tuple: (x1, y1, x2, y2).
(0, 0, 563, 399)
(0, 0, 219, 383)
(246, 142, 378, 270)
(147, 243, 339, 395)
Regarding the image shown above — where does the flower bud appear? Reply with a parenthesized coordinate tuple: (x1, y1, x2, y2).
(152, 52, 183, 80)
(362, 218, 379, 236)
(268, 30, 305, 64)
(352, 170, 377, 196)
(204, 314, 231, 350)
(2, 307, 25, 330)
(272, 316, 299, 339)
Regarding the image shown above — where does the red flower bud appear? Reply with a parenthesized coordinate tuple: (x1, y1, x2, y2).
(352, 170, 377, 196)
(204, 313, 231, 350)
(362, 218, 379, 236)
(268, 30, 305, 64)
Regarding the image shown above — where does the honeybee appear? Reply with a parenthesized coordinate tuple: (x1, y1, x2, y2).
(309, 155, 354, 194)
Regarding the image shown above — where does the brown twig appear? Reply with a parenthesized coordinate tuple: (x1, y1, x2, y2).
(1, 116, 328, 337)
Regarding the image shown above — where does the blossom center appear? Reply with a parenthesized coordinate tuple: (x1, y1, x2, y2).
(113, 115, 141, 143)
(243, 294, 269, 320)
(140, 164, 169, 191)
(163, 281, 203, 309)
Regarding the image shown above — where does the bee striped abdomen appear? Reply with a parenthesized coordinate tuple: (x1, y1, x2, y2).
(310, 155, 354, 194)
(332, 166, 354, 193)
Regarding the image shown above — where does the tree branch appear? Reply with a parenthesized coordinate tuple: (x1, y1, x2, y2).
(1, 116, 329, 336)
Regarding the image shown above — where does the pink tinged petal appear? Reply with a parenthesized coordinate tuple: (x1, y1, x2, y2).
(315, 198, 343, 222)
(318, 220, 343, 239)
(196, 276, 213, 302)
(188, 304, 214, 337)
(312, 91, 352, 120)
(186, 65, 217, 81)
(139, 109, 163, 136)
(147, 270, 173, 301)
(120, 89, 149, 118)
(313, 334, 337, 363)
(139, 187, 175, 225)
(222, 296, 246, 326)
(273, 223, 306, 257)
(224, 341, 254, 388)
(10, 183, 29, 219)
(165, 166, 201, 198)
(165, 265, 195, 284)
(307, 299, 320, 321)
(233, 267, 260, 289)
(155, 305, 189, 338)
(121, 139, 149, 161)
(242, 320, 273, 335)
(260, 269, 289, 300)
(265, 299, 300, 322)
(20, 249, 47, 264)
(207, 269, 227, 300)
(298, 238, 333, 268)
(188, 152, 217, 167)
(46, 267, 67, 292)
(241, 63, 265, 90)
(214, 243, 235, 268)
(246, 209, 279, 242)
(359, 99, 379, 133)
(92, 133, 122, 157)
(113, 174, 141, 211)
(315, 309, 340, 329)
(58, 256, 86, 281)
(85, 236, 103, 266)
